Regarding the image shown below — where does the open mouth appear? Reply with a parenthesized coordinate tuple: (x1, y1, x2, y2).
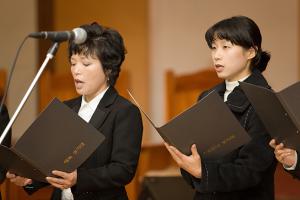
(214, 64, 224, 72)
(75, 79, 84, 84)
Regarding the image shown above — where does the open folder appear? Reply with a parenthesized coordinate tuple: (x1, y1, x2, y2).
(0, 98, 105, 182)
(128, 91, 250, 159)
(240, 81, 300, 151)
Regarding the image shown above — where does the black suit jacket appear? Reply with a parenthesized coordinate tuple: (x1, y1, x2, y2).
(181, 69, 277, 200)
(285, 151, 300, 179)
(0, 105, 12, 200)
(25, 87, 143, 200)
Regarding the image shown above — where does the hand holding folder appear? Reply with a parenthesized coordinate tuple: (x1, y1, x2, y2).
(0, 98, 105, 182)
(240, 81, 300, 151)
(128, 90, 250, 159)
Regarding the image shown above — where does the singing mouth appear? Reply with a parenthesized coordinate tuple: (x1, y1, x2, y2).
(75, 79, 84, 84)
(214, 64, 224, 72)
(215, 64, 224, 68)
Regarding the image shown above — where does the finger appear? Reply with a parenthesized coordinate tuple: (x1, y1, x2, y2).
(274, 143, 284, 152)
(164, 143, 176, 156)
(165, 143, 175, 155)
(9, 177, 18, 183)
(10, 177, 26, 186)
(278, 152, 294, 162)
(276, 148, 295, 156)
(164, 142, 169, 147)
(6, 172, 16, 179)
(191, 144, 200, 160)
(280, 149, 294, 154)
(276, 149, 287, 155)
(24, 179, 33, 185)
(269, 139, 276, 148)
(52, 170, 69, 179)
(164, 143, 174, 155)
(169, 146, 185, 158)
(283, 148, 295, 154)
(46, 176, 66, 186)
(164, 142, 171, 152)
(279, 152, 289, 158)
(47, 180, 65, 189)
(167, 146, 181, 161)
(166, 146, 184, 166)
(46, 177, 70, 190)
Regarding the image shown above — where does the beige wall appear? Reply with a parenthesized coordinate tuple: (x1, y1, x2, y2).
(149, 0, 300, 143)
(0, 0, 37, 142)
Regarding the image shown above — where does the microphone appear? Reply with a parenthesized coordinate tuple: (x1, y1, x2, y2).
(29, 27, 87, 44)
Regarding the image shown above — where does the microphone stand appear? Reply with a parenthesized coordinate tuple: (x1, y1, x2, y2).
(0, 42, 60, 144)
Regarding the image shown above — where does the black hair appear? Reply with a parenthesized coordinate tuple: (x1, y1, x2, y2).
(68, 22, 126, 86)
(205, 16, 270, 72)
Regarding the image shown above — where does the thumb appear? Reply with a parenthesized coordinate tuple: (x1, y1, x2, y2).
(191, 144, 199, 156)
(269, 139, 276, 148)
(25, 179, 33, 185)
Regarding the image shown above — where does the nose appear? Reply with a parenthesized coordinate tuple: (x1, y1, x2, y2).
(212, 48, 222, 62)
(72, 63, 81, 75)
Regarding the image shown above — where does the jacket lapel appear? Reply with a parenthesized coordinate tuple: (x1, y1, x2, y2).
(71, 98, 82, 113)
(214, 69, 270, 113)
(88, 87, 118, 129)
(67, 87, 118, 130)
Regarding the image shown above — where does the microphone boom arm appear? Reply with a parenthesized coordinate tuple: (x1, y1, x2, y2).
(0, 42, 60, 144)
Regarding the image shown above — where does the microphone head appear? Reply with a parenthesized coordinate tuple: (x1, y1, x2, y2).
(72, 28, 87, 44)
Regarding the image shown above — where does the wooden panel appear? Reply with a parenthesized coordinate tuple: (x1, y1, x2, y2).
(5, 183, 52, 200)
(131, 144, 178, 199)
(275, 164, 300, 200)
(39, 70, 77, 110)
(0, 69, 6, 97)
(165, 69, 221, 120)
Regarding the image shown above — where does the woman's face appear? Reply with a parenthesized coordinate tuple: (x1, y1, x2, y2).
(70, 54, 108, 102)
(211, 38, 255, 81)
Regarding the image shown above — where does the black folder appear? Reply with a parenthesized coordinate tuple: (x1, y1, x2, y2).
(128, 91, 250, 159)
(240, 81, 300, 151)
(0, 98, 105, 182)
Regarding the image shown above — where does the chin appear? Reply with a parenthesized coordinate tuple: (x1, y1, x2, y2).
(216, 73, 227, 80)
(75, 89, 84, 96)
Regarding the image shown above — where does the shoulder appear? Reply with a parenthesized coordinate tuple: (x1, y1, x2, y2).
(110, 94, 143, 131)
(0, 104, 9, 122)
(113, 95, 141, 115)
(245, 69, 271, 89)
(0, 104, 9, 117)
(197, 82, 225, 101)
(63, 96, 81, 108)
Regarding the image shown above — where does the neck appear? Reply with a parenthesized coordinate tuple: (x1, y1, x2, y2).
(84, 85, 109, 102)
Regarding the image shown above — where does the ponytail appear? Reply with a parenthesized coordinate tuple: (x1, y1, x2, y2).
(251, 50, 270, 72)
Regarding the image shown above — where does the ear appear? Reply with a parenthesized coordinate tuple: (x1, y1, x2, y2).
(104, 69, 112, 82)
(247, 47, 256, 60)
(104, 69, 112, 77)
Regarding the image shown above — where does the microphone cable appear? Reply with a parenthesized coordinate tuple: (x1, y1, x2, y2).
(0, 35, 29, 114)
